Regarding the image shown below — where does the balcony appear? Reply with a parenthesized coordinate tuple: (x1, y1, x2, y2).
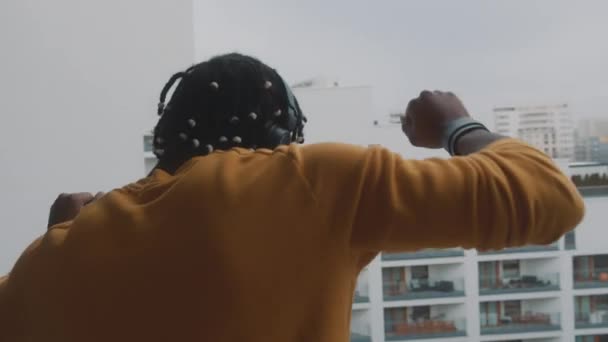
(383, 278, 465, 301)
(479, 273, 560, 295)
(577, 335, 608, 342)
(576, 311, 608, 329)
(384, 318, 466, 341)
(479, 244, 559, 255)
(574, 268, 608, 289)
(382, 249, 464, 261)
(574, 255, 608, 289)
(480, 312, 561, 335)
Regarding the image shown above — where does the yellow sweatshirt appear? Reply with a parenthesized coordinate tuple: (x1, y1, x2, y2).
(0, 140, 584, 342)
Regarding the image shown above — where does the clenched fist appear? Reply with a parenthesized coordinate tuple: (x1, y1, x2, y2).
(48, 192, 103, 229)
(401, 91, 470, 149)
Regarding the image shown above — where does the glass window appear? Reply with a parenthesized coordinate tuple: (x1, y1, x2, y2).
(502, 260, 520, 278)
(143, 135, 154, 152)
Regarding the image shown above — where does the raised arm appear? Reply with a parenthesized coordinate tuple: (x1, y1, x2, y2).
(296, 91, 585, 252)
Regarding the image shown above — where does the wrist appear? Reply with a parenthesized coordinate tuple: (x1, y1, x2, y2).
(442, 117, 489, 155)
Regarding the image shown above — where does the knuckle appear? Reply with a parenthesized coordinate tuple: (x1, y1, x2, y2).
(420, 90, 432, 98)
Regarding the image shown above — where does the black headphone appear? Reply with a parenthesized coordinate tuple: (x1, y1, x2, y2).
(263, 76, 307, 147)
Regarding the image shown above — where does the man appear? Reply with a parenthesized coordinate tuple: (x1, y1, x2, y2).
(0, 53, 584, 341)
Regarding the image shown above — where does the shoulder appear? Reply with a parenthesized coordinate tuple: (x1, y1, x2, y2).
(276, 143, 376, 166)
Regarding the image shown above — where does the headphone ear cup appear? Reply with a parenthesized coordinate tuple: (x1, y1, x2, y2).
(264, 124, 292, 148)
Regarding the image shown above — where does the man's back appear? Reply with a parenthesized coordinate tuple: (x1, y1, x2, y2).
(1, 146, 363, 342)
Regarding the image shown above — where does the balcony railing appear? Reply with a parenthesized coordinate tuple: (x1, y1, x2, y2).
(382, 249, 464, 261)
(354, 290, 370, 303)
(479, 273, 560, 295)
(576, 311, 608, 329)
(574, 268, 608, 289)
(385, 318, 466, 341)
(480, 312, 561, 335)
(479, 244, 559, 255)
(383, 278, 465, 301)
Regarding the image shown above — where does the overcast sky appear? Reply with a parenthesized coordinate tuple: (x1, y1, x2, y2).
(194, 0, 608, 126)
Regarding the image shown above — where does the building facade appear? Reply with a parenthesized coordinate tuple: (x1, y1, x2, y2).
(494, 104, 575, 161)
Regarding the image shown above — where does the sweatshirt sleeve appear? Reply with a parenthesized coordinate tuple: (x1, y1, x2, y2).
(293, 139, 585, 252)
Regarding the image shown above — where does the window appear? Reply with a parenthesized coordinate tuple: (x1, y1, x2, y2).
(566, 231, 576, 250)
(143, 135, 154, 152)
(504, 300, 522, 318)
(502, 260, 520, 278)
(412, 306, 430, 321)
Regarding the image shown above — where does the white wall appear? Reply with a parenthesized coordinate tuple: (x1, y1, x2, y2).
(293, 86, 375, 146)
(575, 196, 608, 254)
(351, 310, 371, 335)
(356, 269, 370, 296)
(0, 0, 194, 273)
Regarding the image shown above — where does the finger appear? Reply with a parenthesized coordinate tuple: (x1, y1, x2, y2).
(70, 192, 95, 205)
(85, 192, 105, 205)
(406, 98, 419, 115)
(419, 90, 433, 98)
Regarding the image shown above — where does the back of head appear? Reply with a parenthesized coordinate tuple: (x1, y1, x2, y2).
(152, 53, 306, 172)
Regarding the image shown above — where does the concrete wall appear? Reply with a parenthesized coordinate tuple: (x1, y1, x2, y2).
(356, 269, 370, 296)
(0, 0, 194, 273)
(293, 86, 374, 146)
(575, 196, 608, 254)
(351, 310, 371, 335)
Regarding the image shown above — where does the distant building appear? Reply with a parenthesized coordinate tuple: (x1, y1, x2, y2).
(494, 104, 575, 160)
(575, 119, 608, 163)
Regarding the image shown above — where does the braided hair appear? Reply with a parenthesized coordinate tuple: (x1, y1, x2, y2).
(152, 53, 306, 172)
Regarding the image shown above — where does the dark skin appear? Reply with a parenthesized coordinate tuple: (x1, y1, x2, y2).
(48, 192, 103, 229)
(402, 90, 505, 155)
(50, 91, 503, 227)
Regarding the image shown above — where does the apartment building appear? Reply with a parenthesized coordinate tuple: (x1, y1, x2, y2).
(494, 104, 575, 160)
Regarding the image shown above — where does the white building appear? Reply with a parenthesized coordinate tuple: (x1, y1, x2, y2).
(494, 104, 575, 161)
